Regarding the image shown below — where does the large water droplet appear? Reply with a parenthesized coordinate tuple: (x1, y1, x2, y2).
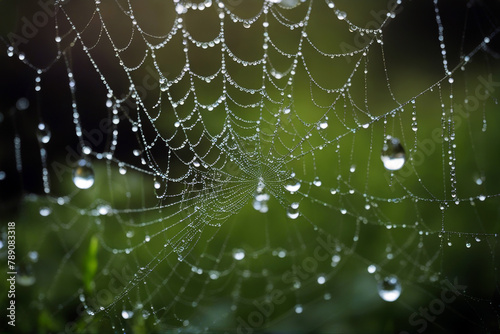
(73, 160, 95, 189)
(284, 178, 301, 193)
(381, 136, 406, 171)
(377, 275, 402, 302)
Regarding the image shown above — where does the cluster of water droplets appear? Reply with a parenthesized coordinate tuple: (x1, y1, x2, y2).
(253, 178, 270, 213)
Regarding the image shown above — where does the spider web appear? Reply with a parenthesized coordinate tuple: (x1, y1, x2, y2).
(1, 0, 500, 332)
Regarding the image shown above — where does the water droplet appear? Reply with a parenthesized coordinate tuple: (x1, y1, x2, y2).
(253, 192, 270, 213)
(319, 121, 328, 129)
(121, 310, 134, 319)
(209, 271, 220, 280)
(465, 241, 471, 248)
(28, 251, 39, 262)
(381, 136, 406, 171)
(270, 69, 284, 79)
(16, 97, 29, 110)
(331, 254, 341, 266)
(367, 264, 376, 274)
(294, 304, 303, 314)
(286, 202, 299, 219)
(72, 160, 95, 189)
(378, 275, 402, 302)
(284, 178, 301, 193)
(272, 0, 301, 8)
(336, 11, 347, 20)
(97, 204, 111, 215)
(37, 123, 51, 143)
(16, 265, 35, 286)
(39, 206, 52, 217)
(142, 310, 150, 319)
(145, 235, 151, 242)
(317, 275, 326, 284)
(175, 3, 186, 14)
(474, 174, 485, 185)
(313, 177, 322, 187)
(233, 249, 245, 260)
(478, 194, 486, 201)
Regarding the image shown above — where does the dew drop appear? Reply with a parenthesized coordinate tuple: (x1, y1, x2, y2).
(284, 178, 301, 193)
(465, 242, 471, 248)
(286, 202, 300, 219)
(97, 204, 111, 215)
(37, 123, 51, 143)
(331, 254, 341, 265)
(367, 264, 376, 274)
(233, 249, 245, 261)
(119, 165, 127, 175)
(336, 11, 347, 20)
(16, 265, 35, 286)
(175, 3, 186, 14)
(72, 160, 95, 189)
(377, 275, 402, 302)
(28, 251, 39, 262)
(209, 271, 220, 280)
(253, 184, 270, 213)
(381, 136, 406, 171)
(121, 310, 134, 319)
(16, 97, 30, 111)
(294, 304, 303, 314)
(313, 176, 322, 187)
(39, 206, 52, 217)
(474, 175, 484, 185)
